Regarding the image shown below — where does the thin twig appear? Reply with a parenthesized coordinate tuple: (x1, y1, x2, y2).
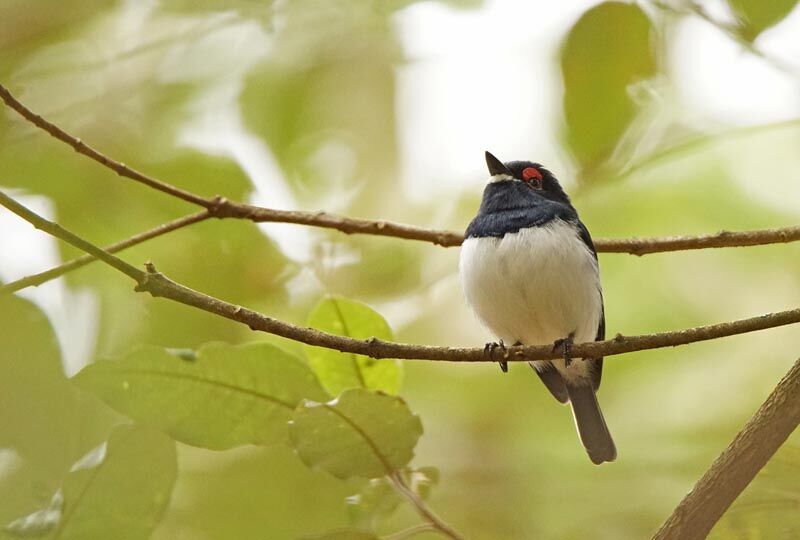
(0, 210, 210, 294)
(653, 357, 800, 540)
(614, 118, 800, 184)
(0, 191, 144, 282)
(2, 188, 800, 366)
(0, 85, 212, 208)
(389, 472, 464, 540)
(594, 226, 800, 255)
(2, 83, 800, 256)
(212, 200, 466, 247)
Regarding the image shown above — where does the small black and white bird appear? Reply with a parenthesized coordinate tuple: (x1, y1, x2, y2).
(459, 151, 616, 465)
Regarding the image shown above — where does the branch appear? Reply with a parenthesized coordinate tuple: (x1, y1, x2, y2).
(213, 200, 465, 247)
(594, 226, 800, 255)
(0, 85, 211, 208)
(653, 357, 800, 540)
(2, 83, 800, 256)
(389, 472, 464, 540)
(2, 188, 800, 366)
(0, 191, 145, 283)
(0, 210, 210, 294)
(213, 202, 800, 255)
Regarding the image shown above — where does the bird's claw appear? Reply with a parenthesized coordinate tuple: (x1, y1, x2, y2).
(553, 334, 574, 367)
(484, 340, 508, 373)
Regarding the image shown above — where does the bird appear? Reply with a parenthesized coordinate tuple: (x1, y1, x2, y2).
(459, 151, 616, 464)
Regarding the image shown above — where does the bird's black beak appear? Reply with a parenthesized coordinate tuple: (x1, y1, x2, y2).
(485, 151, 512, 177)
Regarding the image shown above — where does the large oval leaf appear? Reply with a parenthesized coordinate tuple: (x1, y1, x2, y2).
(72, 342, 329, 450)
(560, 2, 657, 174)
(290, 389, 423, 479)
(5, 424, 176, 540)
(305, 297, 402, 395)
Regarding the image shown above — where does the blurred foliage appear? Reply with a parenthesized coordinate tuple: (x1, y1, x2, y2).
(306, 530, 380, 540)
(560, 2, 657, 178)
(0, 0, 117, 76)
(726, 0, 799, 41)
(711, 444, 800, 539)
(0, 295, 117, 533)
(8, 425, 176, 540)
(2, 0, 800, 539)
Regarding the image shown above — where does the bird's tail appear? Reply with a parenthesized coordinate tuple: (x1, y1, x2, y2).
(566, 384, 617, 465)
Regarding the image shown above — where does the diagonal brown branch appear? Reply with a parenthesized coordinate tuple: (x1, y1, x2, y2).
(0, 191, 145, 282)
(2, 189, 800, 366)
(0, 85, 211, 208)
(653, 357, 800, 540)
(0, 210, 210, 294)
(2, 83, 799, 256)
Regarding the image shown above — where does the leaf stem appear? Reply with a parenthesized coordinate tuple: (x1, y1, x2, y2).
(389, 472, 464, 540)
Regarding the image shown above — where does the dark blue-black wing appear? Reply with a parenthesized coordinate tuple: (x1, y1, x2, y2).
(574, 219, 605, 391)
(531, 362, 569, 403)
(465, 200, 575, 239)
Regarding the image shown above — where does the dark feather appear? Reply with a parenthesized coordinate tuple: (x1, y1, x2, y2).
(567, 383, 617, 464)
(465, 181, 577, 239)
(530, 362, 568, 403)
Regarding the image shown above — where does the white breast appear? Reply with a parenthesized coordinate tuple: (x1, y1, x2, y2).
(459, 220, 602, 377)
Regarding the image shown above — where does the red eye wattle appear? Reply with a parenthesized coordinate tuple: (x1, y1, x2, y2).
(522, 167, 542, 182)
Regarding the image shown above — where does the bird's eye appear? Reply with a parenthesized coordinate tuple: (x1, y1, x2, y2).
(522, 167, 543, 189)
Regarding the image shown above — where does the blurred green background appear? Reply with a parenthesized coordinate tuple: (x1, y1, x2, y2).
(1, 0, 800, 539)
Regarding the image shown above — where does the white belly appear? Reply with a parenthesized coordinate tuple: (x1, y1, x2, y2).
(459, 220, 602, 380)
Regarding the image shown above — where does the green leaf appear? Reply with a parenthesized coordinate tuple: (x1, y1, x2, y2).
(560, 2, 657, 174)
(5, 424, 176, 540)
(72, 342, 329, 450)
(290, 389, 423, 479)
(0, 295, 116, 527)
(305, 297, 402, 395)
(727, 0, 798, 41)
(303, 530, 379, 540)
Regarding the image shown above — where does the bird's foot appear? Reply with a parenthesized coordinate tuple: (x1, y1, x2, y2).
(553, 334, 575, 367)
(484, 340, 508, 373)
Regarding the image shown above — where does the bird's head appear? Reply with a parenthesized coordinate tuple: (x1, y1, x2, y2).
(484, 151, 571, 206)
